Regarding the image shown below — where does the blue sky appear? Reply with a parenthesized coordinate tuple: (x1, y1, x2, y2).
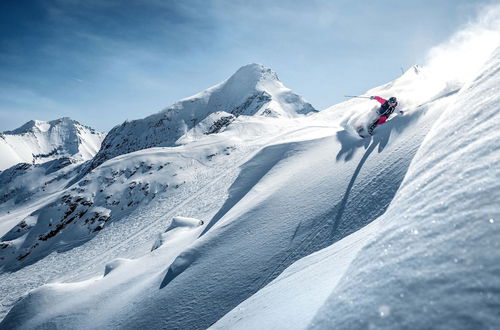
(0, 0, 496, 131)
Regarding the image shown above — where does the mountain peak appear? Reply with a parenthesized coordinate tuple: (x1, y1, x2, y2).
(3, 120, 41, 135)
(84, 64, 316, 173)
(230, 63, 280, 83)
(222, 64, 281, 97)
(4, 117, 82, 135)
(0, 117, 105, 170)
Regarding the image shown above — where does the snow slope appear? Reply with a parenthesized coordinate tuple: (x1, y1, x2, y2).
(0, 63, 460, 328)
(1, 16, 499, 328)
(308, 44, 500, 330)
(213, 47, 500, 330)
(0, 117, 105, 171)
(0, 116, 331, 324)
(0, 158, 84, 237)
(0, 64, 319, 320)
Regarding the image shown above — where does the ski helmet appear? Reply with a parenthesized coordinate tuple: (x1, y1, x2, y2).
(389, 97, 397, 104)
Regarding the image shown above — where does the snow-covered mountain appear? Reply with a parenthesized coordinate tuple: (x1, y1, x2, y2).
(0, 64, 316, 274)
(0, 17, 499, 329)
(86, 63, 316, 173)
(0, 117, 105, 171)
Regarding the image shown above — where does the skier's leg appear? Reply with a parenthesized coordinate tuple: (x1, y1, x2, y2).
(377, 116, 387, 125)
(367, 119, 378, 135)
(368, 116, 388, 135)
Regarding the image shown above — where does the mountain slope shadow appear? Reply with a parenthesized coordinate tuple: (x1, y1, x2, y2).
(252, 110, 428, 288)
(200, 142, 299, 237)
(161, 141, 306, 288)
(256, 133, 386, 287)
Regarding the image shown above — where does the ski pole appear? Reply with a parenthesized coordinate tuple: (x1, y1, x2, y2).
(344, 95, 371, 99)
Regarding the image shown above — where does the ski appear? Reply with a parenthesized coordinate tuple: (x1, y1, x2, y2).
(356, 126, 367, 138)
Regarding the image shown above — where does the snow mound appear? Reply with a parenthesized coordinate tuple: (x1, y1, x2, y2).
(167, 216, 204, 230)
(104, 258, 130, 276)
(152, 217, 204, 251)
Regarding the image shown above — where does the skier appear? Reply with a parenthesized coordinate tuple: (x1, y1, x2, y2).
(365, 96, 403, 136)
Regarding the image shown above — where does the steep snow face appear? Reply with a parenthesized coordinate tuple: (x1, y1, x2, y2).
(0, 117, 105, 171)
(212, 47, 500, 329)
(308, 45, 500, 330)
(0, 158, 83, 237)
(87, 64, 316, 172)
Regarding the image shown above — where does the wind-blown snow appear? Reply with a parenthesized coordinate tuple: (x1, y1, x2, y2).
(309, 44, 500, 330)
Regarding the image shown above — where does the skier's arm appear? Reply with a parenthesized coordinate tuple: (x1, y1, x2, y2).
(370, 96, 387, 105)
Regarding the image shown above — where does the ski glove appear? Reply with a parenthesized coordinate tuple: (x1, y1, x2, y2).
(370, 96, 374, 100)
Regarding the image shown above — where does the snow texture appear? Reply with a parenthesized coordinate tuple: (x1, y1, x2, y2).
(0, 14, 499, 329)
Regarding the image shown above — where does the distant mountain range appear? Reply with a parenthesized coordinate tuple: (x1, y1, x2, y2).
(0, 117, 105, 171)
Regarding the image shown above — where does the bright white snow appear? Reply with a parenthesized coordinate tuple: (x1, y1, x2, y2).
(0, 10, 499, 329)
